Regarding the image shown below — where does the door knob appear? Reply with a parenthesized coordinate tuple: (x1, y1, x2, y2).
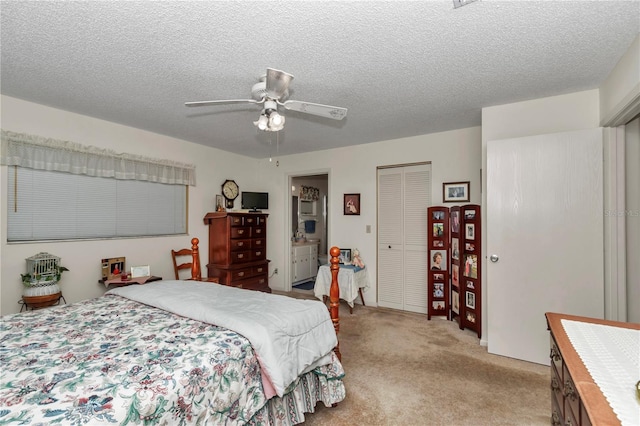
(388, 245, 391, 249)
(490, 254, 499, 263)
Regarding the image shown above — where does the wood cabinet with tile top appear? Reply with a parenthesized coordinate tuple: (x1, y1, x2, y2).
(203, 212, 271, 292)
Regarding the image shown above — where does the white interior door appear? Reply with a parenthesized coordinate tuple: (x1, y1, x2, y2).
(487, 128, 604, 365)
(378, 164, 431, 313)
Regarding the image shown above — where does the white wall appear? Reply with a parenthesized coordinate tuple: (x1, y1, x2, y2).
(600, 34, 640, 126)
(255, 126, 482, 307)
(0, 95, 261, 315)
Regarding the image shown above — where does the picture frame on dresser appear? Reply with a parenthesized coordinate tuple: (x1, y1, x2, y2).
(339, 249, 351, 264)
(130, 265, 151, 278)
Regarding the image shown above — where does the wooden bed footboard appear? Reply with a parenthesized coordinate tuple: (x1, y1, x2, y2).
(188, 238, 342, 361)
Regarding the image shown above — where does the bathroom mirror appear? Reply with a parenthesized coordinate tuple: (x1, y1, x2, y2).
(300, 200, 316, 216)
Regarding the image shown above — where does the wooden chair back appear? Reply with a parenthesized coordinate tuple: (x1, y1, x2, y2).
(171, 238, 202, 280)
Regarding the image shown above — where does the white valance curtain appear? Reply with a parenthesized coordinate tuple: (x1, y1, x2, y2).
(0, 129, 196, 186)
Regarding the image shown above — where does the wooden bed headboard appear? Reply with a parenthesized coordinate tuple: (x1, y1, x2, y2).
(188, 238, 341, 361)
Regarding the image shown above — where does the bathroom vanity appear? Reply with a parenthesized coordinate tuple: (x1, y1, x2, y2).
(291, 241, 319, 284)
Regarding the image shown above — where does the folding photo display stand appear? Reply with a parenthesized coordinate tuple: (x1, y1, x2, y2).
(427, 206, 450, 320)
(458, 204, 481, 338)
(449, 206, 462, 324)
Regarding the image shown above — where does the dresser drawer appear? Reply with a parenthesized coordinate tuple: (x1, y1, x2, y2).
(562, 363, 580, 424)
(550, 364, 563, 417)
(251, 248, 266, 261)
(252, 226, 266, 238)
(243, 215, 263, 226)
(252, 264, 267, 276)
(229, 215, 244, 226)
(232, 266, 254, 281)
(230, 250, 252, 263)
(230, 239, 251, 251)
(550, 336, 563, 375)
(238, 274, 269, 292)
(551, 391, 563, 426)
(231, 227, 251, 239)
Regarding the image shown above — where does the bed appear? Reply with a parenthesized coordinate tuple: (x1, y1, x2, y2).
(0, 243, 345, 425)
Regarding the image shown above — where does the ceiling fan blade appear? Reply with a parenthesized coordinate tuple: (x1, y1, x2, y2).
(281, 100, 347, 120)
(266, 68, 294, 99)
(185, 99, 261, 107)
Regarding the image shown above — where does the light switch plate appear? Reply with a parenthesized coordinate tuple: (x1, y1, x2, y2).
(366, 225, 371, 233)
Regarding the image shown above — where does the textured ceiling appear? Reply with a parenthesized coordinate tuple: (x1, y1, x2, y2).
(1, 1, 638, 159)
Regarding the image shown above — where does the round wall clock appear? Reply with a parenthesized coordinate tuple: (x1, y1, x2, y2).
(221, 179, 239, 208)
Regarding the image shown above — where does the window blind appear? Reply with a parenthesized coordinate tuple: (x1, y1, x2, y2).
(7, 167, 187, 241)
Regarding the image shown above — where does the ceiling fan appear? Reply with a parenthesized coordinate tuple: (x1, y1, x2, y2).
(185, 68, 348, 132)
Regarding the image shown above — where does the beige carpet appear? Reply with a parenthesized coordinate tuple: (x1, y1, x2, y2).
(278, 292, 551, 425)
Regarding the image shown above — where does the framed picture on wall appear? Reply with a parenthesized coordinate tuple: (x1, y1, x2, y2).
(344, 193, 360, 215)
(443, 181, 470, 202)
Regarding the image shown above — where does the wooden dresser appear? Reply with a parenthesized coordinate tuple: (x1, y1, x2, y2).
(546, 312, 639, 426)
(203, 212, 270, 292)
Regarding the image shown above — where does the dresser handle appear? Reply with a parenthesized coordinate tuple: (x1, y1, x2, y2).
(238, 230, 244, 235)
(258, 279, 265, 284)
(563, 380, 577, 401)
(238, 254, 244, 259)
(255, 229, 262, 234)
(256, 268, 263, 273)
(238, 242, 244, 247)
(256, 251, 262, 256)
(550, 346, 561, 362)
(238, 272, 245, 277)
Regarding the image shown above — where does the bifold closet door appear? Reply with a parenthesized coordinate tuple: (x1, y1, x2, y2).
(377, 164, 431, 313)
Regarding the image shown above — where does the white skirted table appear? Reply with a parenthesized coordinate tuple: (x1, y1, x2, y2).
(314, 264, 368, 313)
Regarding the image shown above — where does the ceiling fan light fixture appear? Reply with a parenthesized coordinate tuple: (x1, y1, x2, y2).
(269, 111, 284, 126)
(254, 113, 269, 130)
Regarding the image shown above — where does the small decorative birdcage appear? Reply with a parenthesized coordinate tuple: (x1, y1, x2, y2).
(21, 252, 68, 297)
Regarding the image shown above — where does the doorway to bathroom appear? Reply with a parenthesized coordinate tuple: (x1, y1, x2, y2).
(288, 173, 329, 292)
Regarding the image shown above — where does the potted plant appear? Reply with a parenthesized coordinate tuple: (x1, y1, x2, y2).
(21, 252, 69, 308)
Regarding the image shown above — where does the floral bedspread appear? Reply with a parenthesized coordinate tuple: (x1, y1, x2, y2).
(0, 295, 305, 425)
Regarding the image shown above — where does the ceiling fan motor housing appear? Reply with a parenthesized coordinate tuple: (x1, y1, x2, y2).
(251, 82, 269, 101)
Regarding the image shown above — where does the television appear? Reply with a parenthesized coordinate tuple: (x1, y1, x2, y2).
(241, 191, 269, 212)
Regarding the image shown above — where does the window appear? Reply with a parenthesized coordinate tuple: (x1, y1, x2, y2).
(7, 167, 187, 241)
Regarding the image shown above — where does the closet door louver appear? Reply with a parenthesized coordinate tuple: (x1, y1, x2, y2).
(377, 164, 431, 313)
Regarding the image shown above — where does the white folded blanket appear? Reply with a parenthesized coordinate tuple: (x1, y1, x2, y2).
(107, 280, 338, 398)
